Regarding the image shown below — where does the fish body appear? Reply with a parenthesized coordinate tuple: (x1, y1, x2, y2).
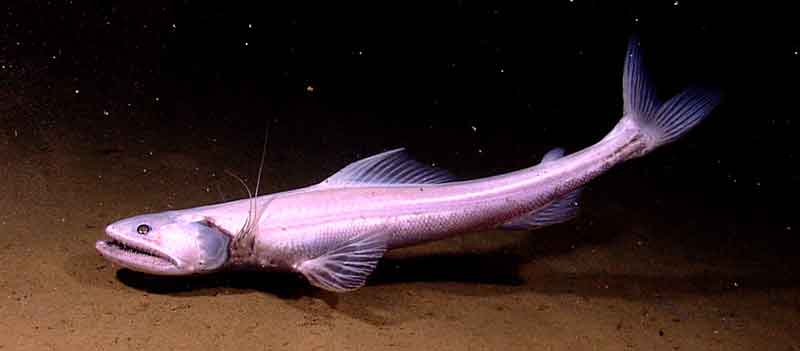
(96, 37, 720, 292)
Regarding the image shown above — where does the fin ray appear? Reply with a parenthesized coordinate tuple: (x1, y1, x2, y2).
(501, 147, 582, 230)
(500, 188, 582, 230)
(621, 35, 720, 153)
(294, 231, 388, 292)
(321, 148, 456, 187)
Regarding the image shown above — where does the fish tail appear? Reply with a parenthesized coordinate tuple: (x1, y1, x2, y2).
(614, 35, 721, 158)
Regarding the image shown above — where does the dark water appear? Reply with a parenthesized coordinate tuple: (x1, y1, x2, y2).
(1, 2, 798, 350)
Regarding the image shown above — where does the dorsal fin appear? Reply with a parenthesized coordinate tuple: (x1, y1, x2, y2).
(541, 147, 566, 163)
(320, 148, 456, 187)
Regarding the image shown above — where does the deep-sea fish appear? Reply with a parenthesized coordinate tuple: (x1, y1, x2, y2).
(96, 37, 719, 292)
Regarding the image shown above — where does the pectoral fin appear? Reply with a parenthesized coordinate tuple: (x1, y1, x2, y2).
(294, 232, 388, 292)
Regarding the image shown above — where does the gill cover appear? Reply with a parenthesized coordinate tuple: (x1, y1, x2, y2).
(169, 218, 231, 272)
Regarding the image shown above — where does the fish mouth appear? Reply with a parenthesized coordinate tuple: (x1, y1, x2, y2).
(95, 237, 180, 273)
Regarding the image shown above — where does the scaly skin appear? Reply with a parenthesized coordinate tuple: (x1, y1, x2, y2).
(218, 118, 640, 269)
(96, 37, 719, 291)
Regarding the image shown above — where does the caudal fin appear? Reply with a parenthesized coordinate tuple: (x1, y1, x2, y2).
(622, 36, 720, 155)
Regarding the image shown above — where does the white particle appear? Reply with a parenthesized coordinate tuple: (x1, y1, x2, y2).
(74, 89, 80, 94)
(478, 149, 483, 154)
(634, 17, 639, 23)
(673, 0, 679, 5)
(244, 41, 249, 46)
(103, 110, 109, 116)
(499, 68, 505, 73)
(306, 85, 315, 93)
(143, 168, 148, 173)
(13, 129, 18, 137)
(154, 97, 160, 102)
(171, 23, 176, 29)
(787, 226, 792, 231)
(794, 50, 799, 56)
(51, 55, 57, 60)
(248, 23, 253, 29)
(471, 125, 477, 132)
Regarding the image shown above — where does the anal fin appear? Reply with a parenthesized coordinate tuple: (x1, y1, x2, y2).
(501, 187, 582, 230)
(500, 147, 582, 230)
(294, 231, 388, 292)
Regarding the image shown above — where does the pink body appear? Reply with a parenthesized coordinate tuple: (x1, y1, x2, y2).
(188, 117, 642, 266)
(96, 37, 719, 292)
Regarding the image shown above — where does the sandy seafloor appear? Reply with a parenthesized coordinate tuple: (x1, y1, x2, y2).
(2, 68, 800, 351)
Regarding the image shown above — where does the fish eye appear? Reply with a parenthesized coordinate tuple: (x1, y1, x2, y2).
(136, 224, 151, 235)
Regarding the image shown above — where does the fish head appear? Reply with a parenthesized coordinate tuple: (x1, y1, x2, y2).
(96, 211, 230, 275)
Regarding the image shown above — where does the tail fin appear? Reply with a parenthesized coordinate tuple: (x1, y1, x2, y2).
(621, 36, 720, 155)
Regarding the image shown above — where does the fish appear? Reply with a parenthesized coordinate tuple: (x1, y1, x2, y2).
(96, 37, 720, 292)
